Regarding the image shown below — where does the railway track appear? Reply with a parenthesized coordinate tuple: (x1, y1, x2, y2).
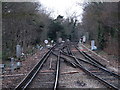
(61, 43, 119, 90)
(14, 42, 119, 89)
(28, 49, 61, 89)
(15, 44, 61, 89)
(52, 50, 106, 88)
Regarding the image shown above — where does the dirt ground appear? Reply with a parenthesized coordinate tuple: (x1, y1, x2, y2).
(1, 48, 48, 88)
(1, 43, 119, 89)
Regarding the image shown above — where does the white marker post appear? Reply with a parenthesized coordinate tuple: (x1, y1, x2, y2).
(51, 40, 54, 43)
(11, 58, 14, 72)
(44, 40, 48, 45)
(51, 40, 54, 46)
(16, 62, 21, 69)
(79, 39, 82, 44)
(83, 36, 86, 43)
(91, 40, 95, 50)
(44, 40, 49, 48)
(16, 45, 22, 58)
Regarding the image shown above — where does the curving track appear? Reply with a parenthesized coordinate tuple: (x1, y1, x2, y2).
(61, 42, 119, 90)
(14, 42, 119, 90)
(15, 44, 60, 90)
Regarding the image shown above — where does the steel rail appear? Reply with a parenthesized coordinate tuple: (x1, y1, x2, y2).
(15, 45, 56, 90)
(60, 50, 119, 90)
(52, 51, 77, 68)
(75, 45, 106, 68)
(61, 51, 120, 79)
(53, 51, 60, 90)
(74, 45, 120, 77)
(69, 43, 105, 68)
(64, 44, 120, 78)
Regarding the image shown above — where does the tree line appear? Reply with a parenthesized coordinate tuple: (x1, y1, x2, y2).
(2, 2, 78, 60)
(79, 2, 119, 56)
(2, 2, 119, 60)
(2, 2, 52, 60)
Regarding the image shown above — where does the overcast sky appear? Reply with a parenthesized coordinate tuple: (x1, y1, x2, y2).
(38, 0, 85, 22)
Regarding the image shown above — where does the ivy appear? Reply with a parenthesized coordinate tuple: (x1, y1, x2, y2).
(97, 23, 106, 50)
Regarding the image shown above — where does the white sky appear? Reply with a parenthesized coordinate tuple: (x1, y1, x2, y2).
(38, 0, 85, 22)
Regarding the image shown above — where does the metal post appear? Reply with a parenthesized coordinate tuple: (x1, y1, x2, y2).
(11, 58, 14, 72)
